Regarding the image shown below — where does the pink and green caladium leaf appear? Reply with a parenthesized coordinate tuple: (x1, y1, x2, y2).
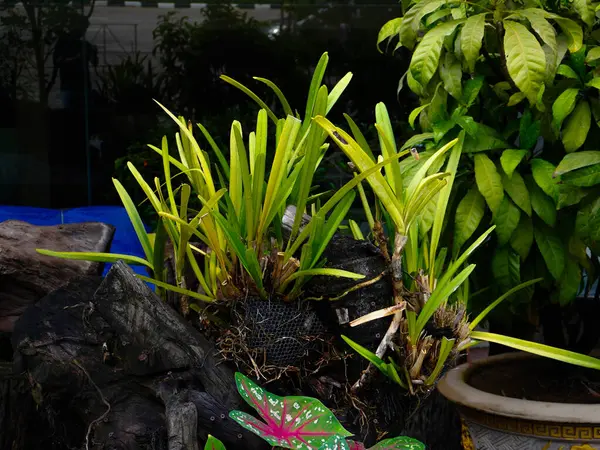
(369, 437, 426, 449)
(230, 372, 353, 449)
(204, 435, 226, 450)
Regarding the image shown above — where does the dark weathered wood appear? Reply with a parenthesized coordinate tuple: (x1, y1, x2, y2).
(0, 220, 115, 332)
(10, 264, 267, 450)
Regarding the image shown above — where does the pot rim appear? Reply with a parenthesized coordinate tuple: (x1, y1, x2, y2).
(437, 351, 600, 423)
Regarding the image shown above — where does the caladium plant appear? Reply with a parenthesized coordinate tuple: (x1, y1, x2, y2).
(229, 372, 426, 450)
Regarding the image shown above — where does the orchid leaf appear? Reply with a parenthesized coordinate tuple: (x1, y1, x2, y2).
(230, 373, 352, 449)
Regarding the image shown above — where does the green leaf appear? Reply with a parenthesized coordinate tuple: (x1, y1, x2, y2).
(409, 104, 430, 129)
(534, 222, 566, 280)
(494, 198, 521, 246)
(562, 99, 591, 153)
(378, 18, 403, 52)
(410, 20, 464, 88)
(474, 153, 504, 213)
(36, 249, 153, 269)
(253, 77, 294, 117)
(556, 64, 580, 79)
(517, 9, 557, 49)
(492, 246, 521, 291)
(502, 170, 532, 216)
(557, 184, 588, 209)
(558, 258, 582, 305)
(439, 52, 463, 100)
(510, 215, 534, 260)
(519, 110, 540, 151)
(551, 16, 583, 53)
(586, 78, 600, 90)
(284, 268, 365, 284)
(531, 158, 559, 201)
(554, 151, 600, 176)
(508, 92, 527, 107)
(219, 75, 278, 124)
(454, 185, 486, 253)
(460, 76, 484, 107)
(551, 88, 580, 134)
(461, 13, 487, 73)
(526, 176, 557, 227)
(138, 275, 216, 303)
(572, 0, 595, 27)
(470, 331, 600, 370)
(586, 47, 600, 63)
(503, 21, 546, 104)
(327, 72, 354, 114)
(562, 164, 600, 187)
(500, 149, 528, 178)
(204, 435, 226, 450)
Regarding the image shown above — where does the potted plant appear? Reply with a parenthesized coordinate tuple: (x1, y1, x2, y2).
(374, 0, 600, 446)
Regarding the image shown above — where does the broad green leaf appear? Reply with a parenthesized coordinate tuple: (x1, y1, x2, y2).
(492, 246, 521, 291)
(586, 78, 600, 90)
(557, 184, 589, 209)
(409, 104, 430, 129)
(531, 158, 560, 201)
(230, 373, 352, 448)
(36, 249, 153, 269)
(503, 21, 546, 104)
(470, 331, 600, 370)
(587, 47, 600, 63)
(519, 110, 540, 151)
(500, 149, 528, 178)
(461, 13, 487, 72)
(410, 20, 464, 88)
(502, 170, 532, 216)
(558, 258, 582, 305)
(552, 17, 583, 53)
(572, 0, 595, 26)
(554, 151, 600, 176)
(398, 3, 424, 50)
(534, 222, 566, 279)
(205, 435, 226, 450)
(562, 99, 591, 153)
(426, 8, 453, 27)
(378, 18, 403, 52)
(556, 64, 579, 79)
(454, 185, 486, 253)
(494, 198, 521, 246)
(474, 153, 504, 213)
(439, 52, 463, 99)
(551, 88, 580, 133)
(510, 215, 534, 260)
(562, 164, 600, 187)
(517, 9, 556, 49)
(460, 76, 485, 107)
(508, 92, 527, 107)
(526, 176, 557, 227)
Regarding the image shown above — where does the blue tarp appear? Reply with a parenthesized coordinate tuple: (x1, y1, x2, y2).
(0, 206, 151, 283)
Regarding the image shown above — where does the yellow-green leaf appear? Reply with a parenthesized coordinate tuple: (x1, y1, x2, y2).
(552, 17, 583, 53)
(586, 47, 600, 63)
(494, 197, 521, 245)
(526, 175, 557, 227)
(554, 151, 600, 176)
(534, 222, 565, 280)
(572, 0, 595, 27)
(409, 104, 430, 129)
(531, 158, 560, 201)
(461, 13, 487, 72)
(508, 92, 527, 106)
(410, 20, 465, 88)
(510, 215, 534, 260)
(378, 18, 403, 52)
(562, 99, 591, 153)
(552, 88, 580, 134)
(502, 170, 532, 216)
(500, 149, 528, 178)
(503, 21, 546, 104)
(475, 153, 504, 213)
(586, 78, 600, 90)
(439, 52, 463, 99)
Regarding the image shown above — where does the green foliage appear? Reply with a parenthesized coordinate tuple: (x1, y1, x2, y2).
(379, 0, 600, 315)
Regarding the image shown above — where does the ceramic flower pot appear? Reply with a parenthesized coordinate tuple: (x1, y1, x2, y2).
(438, 352, 600, 450)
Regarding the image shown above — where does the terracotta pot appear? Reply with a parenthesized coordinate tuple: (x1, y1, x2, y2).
(438, 352, 600, 450)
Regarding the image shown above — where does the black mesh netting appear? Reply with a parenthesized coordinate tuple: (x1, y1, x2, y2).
(240, 297, 327, 367)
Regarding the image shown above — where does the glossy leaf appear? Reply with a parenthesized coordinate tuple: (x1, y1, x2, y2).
(562, 164, 600, 187)
(503, 21, 546, 104)
(204, 435, 226, 450)
(454, 185, 486, 253)
(586, 78, 600, 90)
(510, 215, 534, 261)
(409, 104, 430, 129)
(534, 222, 566, 280)
(378, 18, 403, 52)
(500, 149, 528, 178)
(470, 331, 600, 370)
(554, 151, 600, 176)
(551, 88, 579, 134)
(461, 13, 486, 72)
(562, 99, 591, 153)
(517, 9, 556, 50)
(494, 198, 521, 246)
(318, 435, 351, 450)
(552, 17, 583, 53)
(492, 246, 521, 291)
(572, 0, 595, 26)
(531, 158, 559, 201)
(586, 47, 600, 63)
(439, 52, 462, 99)
(230, 373, 352, 449)
(557, 184, 588, 210)
(502, 170, 532, 216)
(475, 153, 504, 213)
(526, 176, 557, 227)
(410, 20, 464, 88)
(556, 64, 579, 79)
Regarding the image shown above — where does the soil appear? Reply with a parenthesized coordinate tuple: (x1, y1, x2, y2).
(469, 356, 600, 404)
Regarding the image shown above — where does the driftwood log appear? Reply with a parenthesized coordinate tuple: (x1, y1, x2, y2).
(0, 220, 115, 332)
(8, 262, 266, 450)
